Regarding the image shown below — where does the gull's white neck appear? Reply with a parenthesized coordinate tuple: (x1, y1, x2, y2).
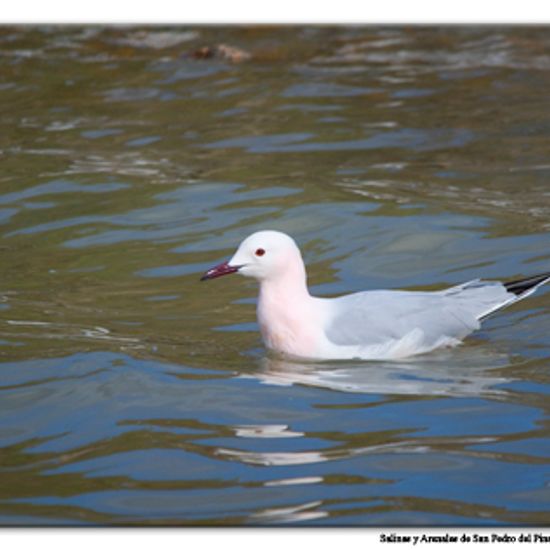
(256, 260, 322, 357)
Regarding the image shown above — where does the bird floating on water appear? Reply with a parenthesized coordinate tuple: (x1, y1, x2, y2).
(201, 230, 550, 361)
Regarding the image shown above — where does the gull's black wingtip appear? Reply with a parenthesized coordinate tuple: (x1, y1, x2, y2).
(504, 272, 550, 296)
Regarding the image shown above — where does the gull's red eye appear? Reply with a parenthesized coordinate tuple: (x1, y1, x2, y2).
(255, 248, 265, 257)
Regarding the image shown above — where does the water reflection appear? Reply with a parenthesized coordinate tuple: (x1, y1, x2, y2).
(249, 347, 512, 398)
(251, 499, 328, 523)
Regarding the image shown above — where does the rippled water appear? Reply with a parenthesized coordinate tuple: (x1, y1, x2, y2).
(1, 25, 550, 526)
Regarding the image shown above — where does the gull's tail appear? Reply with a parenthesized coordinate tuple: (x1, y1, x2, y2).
(477, 271, 550, 321)
(504, 272, 550, 297)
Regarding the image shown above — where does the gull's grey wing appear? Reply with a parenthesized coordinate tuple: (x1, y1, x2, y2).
(324, 280, 514, 348)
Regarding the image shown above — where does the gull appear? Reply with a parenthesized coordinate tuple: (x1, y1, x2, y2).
(201, 230, 549, 361)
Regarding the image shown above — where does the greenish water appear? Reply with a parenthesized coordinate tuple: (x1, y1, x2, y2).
(1, 25, 550, 526)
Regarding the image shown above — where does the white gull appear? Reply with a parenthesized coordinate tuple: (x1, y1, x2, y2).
(201, 230, 549, 361)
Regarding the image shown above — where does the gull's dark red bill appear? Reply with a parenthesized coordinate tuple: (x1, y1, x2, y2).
(200, 261, 239, 281)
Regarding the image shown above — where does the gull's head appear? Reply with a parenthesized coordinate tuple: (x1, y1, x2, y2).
(201, 230, 303, 283)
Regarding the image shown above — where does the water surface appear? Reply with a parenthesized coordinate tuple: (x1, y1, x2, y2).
(1, 25, 550, 526)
